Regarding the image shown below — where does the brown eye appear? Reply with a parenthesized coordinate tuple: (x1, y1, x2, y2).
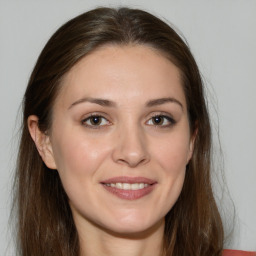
(152, 116, 164, 125)
(89, 116, 102, 125)
(82, 115, 109, 127)
(146, 115, 175, 127)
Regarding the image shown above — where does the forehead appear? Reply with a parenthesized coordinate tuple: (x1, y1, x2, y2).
(56, 45, 186, 109)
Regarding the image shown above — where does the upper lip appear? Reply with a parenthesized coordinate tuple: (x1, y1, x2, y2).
(100, 176, 157, 185)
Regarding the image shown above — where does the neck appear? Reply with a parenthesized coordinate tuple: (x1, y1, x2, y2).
(77, 219, 165, 256)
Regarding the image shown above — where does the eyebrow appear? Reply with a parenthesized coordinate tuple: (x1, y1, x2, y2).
(68, 97, 183, 110)
(69, 97, 117, 109)
(146, 97, 183, 109)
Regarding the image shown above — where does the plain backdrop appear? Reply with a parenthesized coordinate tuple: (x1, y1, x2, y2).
(0, 0, 255, 254)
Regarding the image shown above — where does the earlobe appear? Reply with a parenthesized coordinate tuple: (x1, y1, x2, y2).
(27, 115, 57, 169)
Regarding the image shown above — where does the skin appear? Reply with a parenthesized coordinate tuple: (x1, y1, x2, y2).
(28, 45, 195, 256)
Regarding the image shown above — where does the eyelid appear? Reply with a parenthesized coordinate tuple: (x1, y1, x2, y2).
(145, 112, 176, 127)
(81, 113, 112, 129)
(80, 111, 176, 129)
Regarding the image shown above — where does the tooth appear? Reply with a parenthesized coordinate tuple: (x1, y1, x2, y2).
(105, 182, 149, 190)
(131, 183, 139, 190)
(139, 183, 145, 189)
(116, 183, 122, 189)
(123, 183, 131, 190)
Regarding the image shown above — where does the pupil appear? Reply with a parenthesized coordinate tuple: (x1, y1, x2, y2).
(91, 116, 101, 125)
(154, 116, 163, 125)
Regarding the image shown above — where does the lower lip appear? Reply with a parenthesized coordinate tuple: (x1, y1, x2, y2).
(102, 184, 156, 200)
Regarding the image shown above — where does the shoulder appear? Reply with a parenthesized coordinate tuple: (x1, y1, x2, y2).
(223, 250, 256, 256)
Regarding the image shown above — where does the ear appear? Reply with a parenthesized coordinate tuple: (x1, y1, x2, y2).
(27, 115, 57, 169)
(187, 127, 198, 164)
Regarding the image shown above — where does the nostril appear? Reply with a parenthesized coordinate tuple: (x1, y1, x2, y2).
(116, 155, 149, 168)
(111, 129, 150, 167)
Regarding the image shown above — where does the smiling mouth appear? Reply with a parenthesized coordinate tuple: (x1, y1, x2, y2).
(105, 183, 149, 190)
(100, 176, 157, 200)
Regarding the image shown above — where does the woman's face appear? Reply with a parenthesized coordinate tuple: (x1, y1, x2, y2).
(41, 45, 194, 235)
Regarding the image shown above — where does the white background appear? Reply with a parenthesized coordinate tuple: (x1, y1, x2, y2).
(0, 0, 255, 254)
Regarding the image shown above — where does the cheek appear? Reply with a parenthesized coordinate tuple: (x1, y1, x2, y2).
(50, 133, 113, 214)
(51, 132, 111, 183)
(153, 133, 191, 173)
(152, 132, 190, 196)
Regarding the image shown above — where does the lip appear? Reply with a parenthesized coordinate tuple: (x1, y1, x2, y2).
(101, 176, 156, 185)
(100, 176, 157, 200)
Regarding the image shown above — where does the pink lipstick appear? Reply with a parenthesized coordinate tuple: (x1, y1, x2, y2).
(100, 176, 157, 200)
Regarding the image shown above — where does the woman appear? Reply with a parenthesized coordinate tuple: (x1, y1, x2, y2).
(14, 7, 224, 256)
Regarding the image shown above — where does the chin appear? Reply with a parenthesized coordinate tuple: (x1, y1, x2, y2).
(97, 214, 165, 238)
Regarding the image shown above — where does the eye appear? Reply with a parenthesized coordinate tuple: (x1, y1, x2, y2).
(146, 115, 175, 127)
(82, 115, 110, 128)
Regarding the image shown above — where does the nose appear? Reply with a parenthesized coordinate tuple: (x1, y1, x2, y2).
(112, 125, 150, 168)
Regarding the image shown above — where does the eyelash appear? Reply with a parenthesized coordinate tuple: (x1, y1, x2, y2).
(146, 114, 176, 128)
(81, 113, 176, 129)
(81, 114, 111, 129)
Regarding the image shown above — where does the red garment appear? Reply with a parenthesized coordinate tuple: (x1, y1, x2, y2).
(223, 250, 256, 256)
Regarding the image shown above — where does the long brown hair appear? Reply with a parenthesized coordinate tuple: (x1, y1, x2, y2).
(14, 7, 223, 256)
